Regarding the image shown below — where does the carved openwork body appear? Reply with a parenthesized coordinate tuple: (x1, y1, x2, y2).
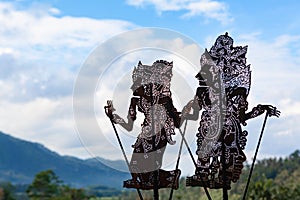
(106, 60, 181, 190)
(104, 33, 280, 198)
(186, 33, 279, 189)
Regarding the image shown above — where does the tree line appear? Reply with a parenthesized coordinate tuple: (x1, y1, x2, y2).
(121, 150, 300, 200)
(1, 150, 299, 199)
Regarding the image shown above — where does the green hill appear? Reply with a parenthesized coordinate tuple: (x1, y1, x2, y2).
(0, 131, 130, 189)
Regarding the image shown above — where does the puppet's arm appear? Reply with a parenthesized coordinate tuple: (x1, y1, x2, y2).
(105, 98, 138, 131)
(182, 96, 201, 121)
(241, 104, 280, 125)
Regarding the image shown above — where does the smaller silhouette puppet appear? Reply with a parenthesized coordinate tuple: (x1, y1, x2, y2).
(105, 60, 181, 190)
(183, 33, 280, 189)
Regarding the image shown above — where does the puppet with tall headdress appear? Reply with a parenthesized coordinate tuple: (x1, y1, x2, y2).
(105, 60, 181, 190)
(183, 33, 280, 190)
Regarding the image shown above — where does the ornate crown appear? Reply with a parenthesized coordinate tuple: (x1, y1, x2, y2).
(132, 60, 173, 86)
(199, 32, 251, 95)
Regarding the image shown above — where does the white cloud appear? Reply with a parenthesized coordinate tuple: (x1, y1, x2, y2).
(0, 97, 63, 136)
(0, 48, 15, 55)
(0, 2, 136, 48)
(0, 2, 137, 80)
(0, 1, 136, 102)
(73, 28, 203, 162)
(274, 34, 300, 47)
(231, 32, 300, 160)
(126, 0, 232, 24)
(1, 0, 299, 172)
(0, 95, 93, 158)
(278, 99, 300, 117)
(229, 33, 299, 105)
(182, 1, 231, 24)
(0, 1, 204, 163)
(0, 1, 136, 158)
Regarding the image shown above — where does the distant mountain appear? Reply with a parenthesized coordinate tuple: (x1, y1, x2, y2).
(85, 157, 128, 172)
(0, 131, 130, 189)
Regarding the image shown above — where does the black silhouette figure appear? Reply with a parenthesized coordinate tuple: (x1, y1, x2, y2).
(182, 33, 280, 189)
(105, 60, 181, 190)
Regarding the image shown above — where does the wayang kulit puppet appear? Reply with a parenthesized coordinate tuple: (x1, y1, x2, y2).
(183, 33, 280, 193)
(105, 60, 181, 191)
(104, 33, 280, 200)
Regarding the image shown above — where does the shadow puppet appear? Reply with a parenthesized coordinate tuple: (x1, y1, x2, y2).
(183, 33, 280, 189)
(105, 60, 182, 190)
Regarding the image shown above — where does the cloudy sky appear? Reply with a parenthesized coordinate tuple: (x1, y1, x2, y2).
(1, 0, 300, 174)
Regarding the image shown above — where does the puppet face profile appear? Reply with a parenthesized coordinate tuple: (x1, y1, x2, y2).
(131, 77, 144, 96)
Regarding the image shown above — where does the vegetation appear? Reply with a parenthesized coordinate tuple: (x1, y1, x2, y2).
(0, 182, 16, 200)
(120, 150, 300, 200)
(24, 170, 122, 200)
(26, 169, 88, 200)
(1, 150, 299, 199)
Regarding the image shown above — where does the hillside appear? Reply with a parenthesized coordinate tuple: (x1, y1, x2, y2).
(0, 131, 130, 189)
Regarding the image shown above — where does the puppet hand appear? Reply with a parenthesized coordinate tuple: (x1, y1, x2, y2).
(104, 100, 116, 120)
(182, 100, 194, 116)
(263, 105, 280, 117)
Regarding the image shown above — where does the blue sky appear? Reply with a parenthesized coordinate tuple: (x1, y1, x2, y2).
(46, 0, 300, 42)
(0, 0, 300, 174)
